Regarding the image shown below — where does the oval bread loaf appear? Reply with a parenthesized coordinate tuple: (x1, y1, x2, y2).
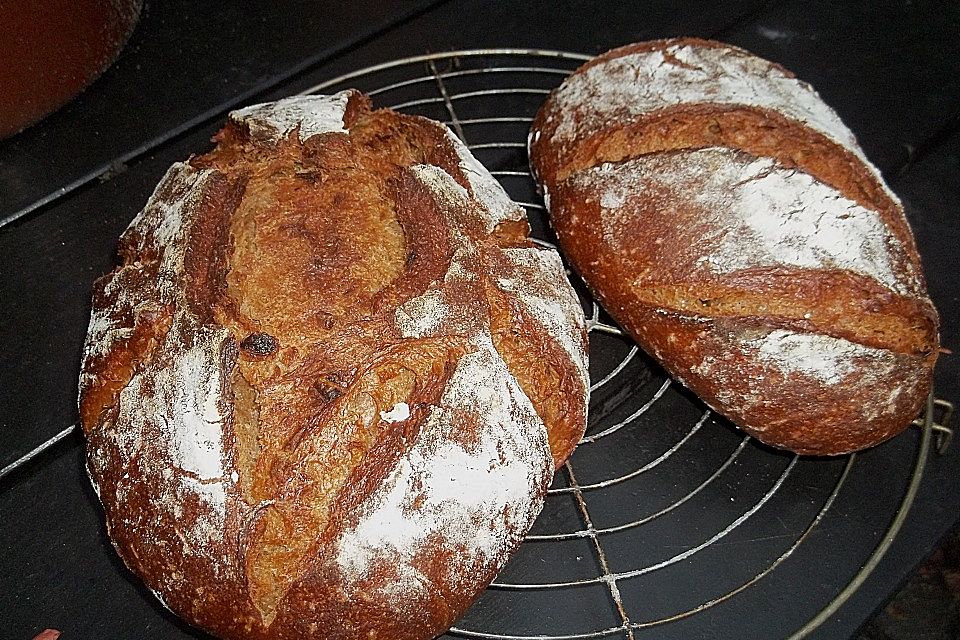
(78, 90, 589, 640)
(529, 39, 939, 455)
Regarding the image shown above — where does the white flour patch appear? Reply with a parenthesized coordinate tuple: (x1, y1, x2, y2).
(104, 324, 230, 549)
(552, 42, 863, 161)
(336, 338, 551, 599)
(166, 339, 227, 481)
(230, 92, 351, 143)
(394, 288, 450, 338)
(745, 329, 884, 385)
(85, 161, 232, 561)
(497, 247, 590, 390)
(686, 151, 914, 295)
(443, 128, 526, 231)
(380, 402, 410, 423)
(411, 163, 471, 206)
(580, 149, 919, 296)
(548, 41, 900, 205)
(108, 324, 227, 482)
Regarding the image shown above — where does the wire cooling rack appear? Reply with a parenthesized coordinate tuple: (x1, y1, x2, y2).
(304, 50, 954, 640)
(0, 48, 953, 640)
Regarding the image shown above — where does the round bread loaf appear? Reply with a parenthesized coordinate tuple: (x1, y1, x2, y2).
(78, 90, 589, 640)
(529, 39, 939, 455)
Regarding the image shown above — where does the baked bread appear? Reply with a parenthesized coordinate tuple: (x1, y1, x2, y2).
(529, 38, 914, 248)
(529, 39, 938, 455)
(78, 90, 589, 640)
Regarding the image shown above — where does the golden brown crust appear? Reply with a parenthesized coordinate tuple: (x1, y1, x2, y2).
(529, 37, 920, 262)
(549, 159, 935, 454)
(530, 40, 939, 455)
(615, 308, 931, 456)
(79, 92, 588, 639)
(552, 152, 938, 357)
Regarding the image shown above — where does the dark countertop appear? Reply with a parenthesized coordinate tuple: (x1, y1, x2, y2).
(1, 2, 957, 639)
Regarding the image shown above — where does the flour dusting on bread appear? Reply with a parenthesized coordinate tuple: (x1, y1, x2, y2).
(443, 128, 527, 231)
(336, 338, 551, 601)
(695, 153, 916, 295)
(748, 329, 886, 385)
(163, 337, 227, 480)
(229, 92, 351, 143)
(498, 247, 590, 389)
(586, 148, 919, 296)
(85, 162, 232, 553)
(79, 164, 212, 370)
(395, 288, 451, 338)
(550, 41, 863, 164)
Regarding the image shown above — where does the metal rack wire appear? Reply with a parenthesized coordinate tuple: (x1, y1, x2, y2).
(305, 49, 954, 640)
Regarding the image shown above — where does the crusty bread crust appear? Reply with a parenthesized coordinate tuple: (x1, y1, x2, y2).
(549, 148, 936, 454)
(79, 91, 588, 639)
(529, 37, 920, 260)
(530, 40, 939, 455)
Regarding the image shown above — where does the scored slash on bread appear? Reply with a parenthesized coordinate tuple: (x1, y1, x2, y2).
(530, 38, 917, 252)
(530, 38, 939, 455)
(78, 90, 588, 640)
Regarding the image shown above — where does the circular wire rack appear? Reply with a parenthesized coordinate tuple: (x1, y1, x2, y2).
(300, 50, 942, 640)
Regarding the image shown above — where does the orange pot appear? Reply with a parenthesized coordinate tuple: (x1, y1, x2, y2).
(0, 0, 143, 139)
